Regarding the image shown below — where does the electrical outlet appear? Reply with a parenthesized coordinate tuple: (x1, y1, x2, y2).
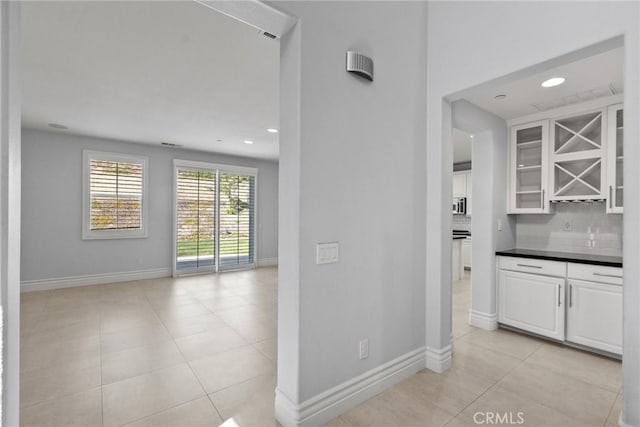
(359, 338, 369, 360)
(563, 221, 572, 231)
(497, 219, 503, 231)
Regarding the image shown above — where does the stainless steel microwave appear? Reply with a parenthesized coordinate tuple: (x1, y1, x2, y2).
(453, 197, 467, 215)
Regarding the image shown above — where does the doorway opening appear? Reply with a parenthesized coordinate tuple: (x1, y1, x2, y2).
(439, 37, 625, 425)
(451, 128, 473, 338)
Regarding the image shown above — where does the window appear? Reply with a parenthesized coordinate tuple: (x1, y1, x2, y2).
(174, 160, 257, 274)
(83, 150, 148, 239)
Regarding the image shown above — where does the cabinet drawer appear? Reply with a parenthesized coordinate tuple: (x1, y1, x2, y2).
(498, 256, 566, 277)
(567, 263, 623, 286)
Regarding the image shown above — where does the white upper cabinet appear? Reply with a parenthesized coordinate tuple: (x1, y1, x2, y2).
(453, 170, 472, 215)
(550, 109, 606, 201)
(465, 171, 472, 216)
(452, 172, 467, 198)
(507, 95, 623, 214)
(606, 103, 623, 213)
(508, 120, 551, 213)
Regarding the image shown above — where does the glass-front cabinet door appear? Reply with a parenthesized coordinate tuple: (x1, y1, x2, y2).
(509, 120, 551, 213)
(607, 104, 623, 213)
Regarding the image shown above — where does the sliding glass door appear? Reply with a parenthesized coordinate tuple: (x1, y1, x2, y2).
(175, 168, 216, 273)
(174, 161, 257, 275)
(219, 172, 255, 269)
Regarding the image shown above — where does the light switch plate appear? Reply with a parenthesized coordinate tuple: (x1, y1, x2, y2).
(359, 338, 369, 360)
(316, 242, 339, 265)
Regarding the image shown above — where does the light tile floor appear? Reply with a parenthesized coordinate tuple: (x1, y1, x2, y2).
(332, 271, 623, 427)
(20, 268, 278, 427)
(20, 269, 622, 427)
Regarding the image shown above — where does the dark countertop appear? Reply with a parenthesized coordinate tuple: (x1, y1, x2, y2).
(496, 248, 622, 268)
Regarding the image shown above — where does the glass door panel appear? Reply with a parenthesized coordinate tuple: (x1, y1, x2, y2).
(176, 169, 216, 273)
(219, 173, 256, 269)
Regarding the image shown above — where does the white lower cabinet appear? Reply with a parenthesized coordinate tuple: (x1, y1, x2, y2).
(462, 238, 472, 269)
(498, 269, 565, 341)
(498, 256, 623, 356)
(566, 279, 622, 355)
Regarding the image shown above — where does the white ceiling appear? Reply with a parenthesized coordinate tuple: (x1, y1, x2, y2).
(22, 1, 280, 160)
(465, 47, 623, 120)
(452, 128, 472, 164)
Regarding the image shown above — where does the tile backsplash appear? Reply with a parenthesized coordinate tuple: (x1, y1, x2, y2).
(516, 202, 622, 256)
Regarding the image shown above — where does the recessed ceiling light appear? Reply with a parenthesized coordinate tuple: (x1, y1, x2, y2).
(244, 140, 254, 145)
(541, 77, 566, 88)
(267, 128, 278, 133)
(47, 123, 68, 130)
(216, 139, 222, 142)
(494, 94, 507, 100)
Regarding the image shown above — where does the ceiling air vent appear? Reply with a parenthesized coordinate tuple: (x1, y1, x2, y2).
(259, 30, 277, 40)
(532, 85, 615, 112)
(160, 142, 183, 148)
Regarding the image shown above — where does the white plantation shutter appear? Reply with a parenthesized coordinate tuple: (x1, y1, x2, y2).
(176, 169, 216, 270)
(90, 160, 143, 230)
(219, 172, 255, 268)
(83, 151, 148, 239)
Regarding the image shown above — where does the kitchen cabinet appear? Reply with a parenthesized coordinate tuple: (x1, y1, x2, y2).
(550, 109, 606, 201)
(462, 238, 472, 269)
(465, 171, 472, 216)
(453, 170, 472, 215)
(566, 279, 622, 355)
(566, 262, 622, 355)
(508, 120, 551, 213)
(498, 268, 565, 341)
(497, 255, 623, 356)
(507, 96, 623, 213)
(606, 103, 623, 213)
(452, 238, 463, 281)
(453, 172, 467, 198)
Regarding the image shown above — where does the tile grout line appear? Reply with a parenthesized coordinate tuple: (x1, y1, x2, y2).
(449, 279, 620, 425)
(444, 288, 549, 423)
(22, 270, 277, 425)
(99, 287, 105, 427)
(100, 278, 218, 426)
(117, 396, 213, 427)
(444, 347, 532, 422)
(603, 396, 618, 427)
(146, 283, 227, 424)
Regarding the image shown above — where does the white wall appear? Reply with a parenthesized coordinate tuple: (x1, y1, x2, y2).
(21, 129, 278, 283)
(427, 2, 640, 425)
(0, 1, 21, 423)
(275, 0, 428, 419)
(451, 100, 515, 329)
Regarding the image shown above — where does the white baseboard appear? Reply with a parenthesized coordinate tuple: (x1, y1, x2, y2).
(20, 268, 171, 292)
(274, 346, 426, 426)
(468, 309, 498, 331)
(257, 257, 278, 267)
(426, 344, 452, 373)
(619, 411, 631, 427)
